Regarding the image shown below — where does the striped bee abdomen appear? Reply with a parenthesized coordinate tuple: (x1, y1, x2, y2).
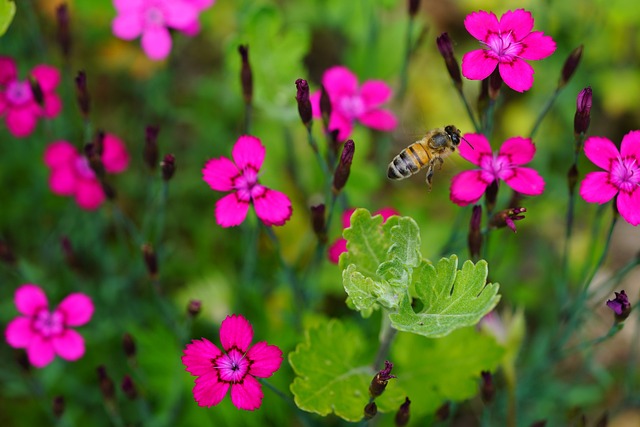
(387, 142, 431, 180)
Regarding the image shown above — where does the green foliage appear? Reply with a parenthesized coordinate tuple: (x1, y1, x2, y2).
(341, 208, 501, 337)
(0, 0, 14, 36)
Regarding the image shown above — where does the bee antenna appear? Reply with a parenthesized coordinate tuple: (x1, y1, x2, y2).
(461, 135, 474, 150)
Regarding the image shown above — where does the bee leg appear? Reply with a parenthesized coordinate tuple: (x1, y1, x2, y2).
(435, 157, 444, 170)
(425, 164, 434, 191)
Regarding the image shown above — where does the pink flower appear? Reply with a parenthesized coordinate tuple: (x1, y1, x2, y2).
(461, 9, 556, 92)
(449, 133, 545, 206)
(328, 207, 399, 264)
(202, 135, 293, 228)
(579, 131, 640, 226)
(112, 0, 201, 60)
(310, 66, 397, 142)
(44, 134, 130, 210)
(5, 284, 94, 368)
(182, 314, 283, 410)
(181, 0, 215, 36)
(0, 57, 62, 138)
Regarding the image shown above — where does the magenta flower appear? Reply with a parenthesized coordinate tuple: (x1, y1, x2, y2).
(0, 57, 62, 138)
(5, 284, 94, 368)
(112, 0, 202, 60)
(44, 134, 130, 210)
(310, 66, 397, 142)
(182, 314, 283, 410)
(449, 133, 545, 206)
(181, 0, 215, 36)
(202, 135, 293, 228)
(328, 207, 399, 264)
(461, 9, 556, 92)
(579, 131, 640, 226)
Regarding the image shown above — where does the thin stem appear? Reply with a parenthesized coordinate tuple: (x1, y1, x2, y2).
(483, 98, 498, 138)
(306, 125, 330, 178)
(372, 315, 397, 370)
(580, 213, 618, 294)
(243, 102, 252, 135)
(397, 15, 415, 101)
(528, 88, 561, 139)
(563, 322, 624, 355)
(456, 87, 482, 133)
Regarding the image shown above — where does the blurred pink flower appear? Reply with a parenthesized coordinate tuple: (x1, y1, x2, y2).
(182, 314, 283, 410)
(461, 9, 556, 92)
(181, 0, 215, 36)
(328, 207, 399, 264)
(5, 284, 94, 368)
(579, 131, 640, 226)
(0, 57, 62, 138)
(112, 0, 203, 60)
(310, 66, 397, 142)
(449, 133, 545, 206)
(202, 135, 293, 228)
(44, 134, 130, 210)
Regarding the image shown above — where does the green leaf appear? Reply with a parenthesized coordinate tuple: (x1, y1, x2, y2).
(389, 255, 500, 338)
(0, 0, 15, 36)
(392, 327, 505, 419)
(289, 318, 405, 421)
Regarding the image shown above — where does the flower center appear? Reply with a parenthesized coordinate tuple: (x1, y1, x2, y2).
(338, 95, 365, 119)
(480, 153, 510, 181)
(5, 80, 33, 106)
(611, 157, 640, 193)
(216, 348, 250, 383)
(234, 167, 260, 201)
(144, 6, 165, 27)
(75, 156, 96, 179)
(485, 32, 523, 61)
(34, 309, 64, 337)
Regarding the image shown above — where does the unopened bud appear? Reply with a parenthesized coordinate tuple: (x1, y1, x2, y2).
(97, 365, 115, 402)
(310, 204, 327, 244)
(101, 181, 117, 201)
(484, 181, 499, 213)
(364, 401, 378, 420)
(436, 33, 462, 89)
(28, 76, 44, 108)
(607, 290, 631, 322)
(332, 139, 355, 194)
(559, 45, 583, 88)
(142, 243, 158, 279)
(161, 154, 176, 181)
(574, 86, 592, 136)
(295, 78, 313, 127)
(408, 0, 421, 17)
(370, 360, 396, 398)
(319, 84, 332, 133)
(468, 205, 482, 260)
(75, 71, 90, 117)
(144, 125, 160, 170)
(52, 395, 65, 418)
(121, 375, 138, 400)
(238, 45, 253, 104)
(84, 142, 105, 178)
(480, 371, 495, 404)
(490, 207, 526, 233)
(187, 299, 202, 317)
(0, 240, 17, 266)
(530, 421, 547, 427)
(435, 401, 450, 421)
(56, 3, 71, 58)
(122, 333, 136, 358)
(394, 397, 411, 427)
(489, 69, 502, 99)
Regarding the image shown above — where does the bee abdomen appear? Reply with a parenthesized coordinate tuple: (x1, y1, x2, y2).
(387, 144, 429, 180)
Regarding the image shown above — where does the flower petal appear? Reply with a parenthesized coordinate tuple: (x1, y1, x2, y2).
(252, 187, 292, 227)
(141, 27, 172, 61)
(219, 314, 253, 353)
(329, 111, 353, 142)
(341, 208, 357, 228)
(215, 193, 250, 227)
(112, 13, 143, 40)
(464, 10, 499, 41)
(498, 137, 536, 165)
(42, 94, 62, 118)
(230, 375, 263, 411)
(113, 0, 143, 12)
(0, 56, 17, 85)
(327, 238, 347, 264)
(182, 338, 222, 376)
(5, 317, 35, 348)
(583, 136, 619, 171)
(579, 171, 618, 204)
(49, 167, 77, 196)
(620, 130, 640, 160)
(56, 293, 94, 326)
(359, 80, 392, 107)
(102, 134, 130, 173)
(322, 66, 359, 97)
(458, 133, 492, 165)
(375, 208, 400, 221)
(5, 106, 38, 138)
(247, 341, 283, 378)
(461, 50, 498, 81)
(519, 31, 556, 60)
(75, 179, 105, 210)
(309, 90, 322, 118)
(163, 2, 199, 29)
(232, 135, 265, 172)
(193, 371, 230, 407)
(189, 0, 215, 10)
(30, 65, 60, 92)
(52, 329, 85, 361)
(617, 190, 640, 226)
(202, 157, 239, 192)
(449, 170, 490, 206)
(498, 9, 534, 41)
(15, 284, 48, 316)
(503, 166, 545, 195)
(27, 335, 55, 368)
(498, 59, 534, 92)
(44, 141, 77, 167)
(357, 109, 397, 132)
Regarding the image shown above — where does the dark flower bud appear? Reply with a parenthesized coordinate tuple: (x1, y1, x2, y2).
(408, 0, 421, 17)
(489, 69, 502, 99)
(436, 33, 462, 89)
(161, 154, 176, 181)
(435, 401, 450, 421)
(187, 299, 202, 318)
(573, 86, 592, 136)
(559, 45, 583, 88)
(15, 350, 30, 372)
(295, 78, 313, 127)
(122, 333, 136, 358)
(84, 142, 105, 178)
(0, 239, 17, 266)
(144, 125, 160, 170)
(529, 421, 547, 427)
(490, 207, 526, 233)
(28, 76, 45, 108)
(468, 205, 482, 260)
(319, 84, 332, 132)
(238, 45, 253, 105)
(607, 290, 631, 322)
(52, 395, 65, 419)
(364, 401, 378, 420)
(310, 204, 327, 244)
(121, 375, 138, 400)
(370, 360, 396, 398)
(480, 371, 495, 404)
(484, 180, 499, 213)
(75, 71, 90, 117)
(142, 243, 158, 279)
(394, 397, 411, 427)
(97, 365, 115, 402)
(101, 181, 117, 201)
(332, 139, 355, 194)
(56, 3, 71, 58)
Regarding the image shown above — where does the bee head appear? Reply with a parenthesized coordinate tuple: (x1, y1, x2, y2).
(444, 125, 461, 146)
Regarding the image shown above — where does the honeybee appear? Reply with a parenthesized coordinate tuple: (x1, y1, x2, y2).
(387, 125, 469, 190)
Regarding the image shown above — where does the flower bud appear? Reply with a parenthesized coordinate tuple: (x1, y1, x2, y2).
(97, 365, 115, 402)
(84, 141, 105, 178)
(161, 154, 176, 181)
(28, 76, 44, 108)
(559, 45, 583, 88)
(0, 239, 17, 266)
(122, 333, 136, 359)
(408, 0, 421, 17)
(101, 181, 117, 201)
(238, 45, 253, 105)
(369, 360, 396, 398)
(144, 125, 160, 170)
(606, 290, 631, 322)
(435, 401, 450, 421)
(142, 243, 158, 279)
(436, 33, 462, 89)
(364, 401, 378, 420)
(121, 375, 138, 400)
(56, 3, 71, 58)
(530, 421, 547, 427)
(52, 395, 65, 419)
(75, 71, 90, 117)
(484, 180, 499, 213)
(295, 78, 313, 127)
(319, 84, 332, 132)
(489, 69, 502, 100)
(490, 207, 526, 233)
(310, 204, 327, 244)
(573, 86, 592, 136)
(332, 139, 355, 194)
(468, 205, 482, 260)
(187, 299, 202, 318)
(480, 371, 495, 404)
(394, 397, 411, 427)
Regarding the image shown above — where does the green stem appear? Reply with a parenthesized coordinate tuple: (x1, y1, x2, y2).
(528, 88, 561, 139)
(244, 102, 252, 135)
(306, 125, 330, 179)
(563, 322, 624, 355)
(456, 87, 482, 133)
(483, 97, 498, 137)
(397, 15, 415, 101)
(372, 315, 397, 371)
